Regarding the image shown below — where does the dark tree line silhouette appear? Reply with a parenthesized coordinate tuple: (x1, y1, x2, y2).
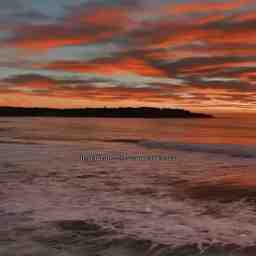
(0, 107, 213, 118)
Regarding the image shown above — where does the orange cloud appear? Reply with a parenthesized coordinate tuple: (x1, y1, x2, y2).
(76, 6, 131, 28)
(2, 0, 256, 113)
(7, 5, 131, 51)
(8, 26, 116, 51)
(166, 0, 250, 15)
(44, 57, 166, 77)
(139, 18, 256, 52)
(2, 73, 256, 113)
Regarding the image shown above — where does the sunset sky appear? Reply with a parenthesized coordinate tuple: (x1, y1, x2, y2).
(1, 0, 256, 113)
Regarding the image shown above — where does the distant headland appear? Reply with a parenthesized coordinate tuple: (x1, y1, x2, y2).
(0, 107, 213, 118)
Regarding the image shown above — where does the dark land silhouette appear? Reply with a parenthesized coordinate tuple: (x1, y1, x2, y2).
(0, 107, 213, 118)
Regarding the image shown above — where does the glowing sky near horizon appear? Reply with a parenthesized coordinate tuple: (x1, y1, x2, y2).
(1, 0, 256, 112)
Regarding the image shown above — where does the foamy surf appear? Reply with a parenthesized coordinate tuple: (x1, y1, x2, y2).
(1, 117, 256, 255)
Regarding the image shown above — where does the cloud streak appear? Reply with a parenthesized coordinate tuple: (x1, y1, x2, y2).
(1, 0, 256, 112)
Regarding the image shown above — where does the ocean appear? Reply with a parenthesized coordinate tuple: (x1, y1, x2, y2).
(0, 116, 256, 255)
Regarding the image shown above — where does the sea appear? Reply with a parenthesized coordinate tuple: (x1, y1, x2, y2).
(0, 115, 256, 255)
